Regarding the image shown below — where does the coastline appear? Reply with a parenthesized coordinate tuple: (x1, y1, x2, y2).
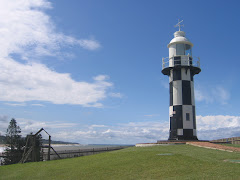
(47, 144, 80, 146)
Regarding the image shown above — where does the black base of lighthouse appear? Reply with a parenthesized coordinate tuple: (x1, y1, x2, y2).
(168, 129, 198, 140)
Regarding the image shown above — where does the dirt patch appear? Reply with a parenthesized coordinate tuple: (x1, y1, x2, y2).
(224, 159, 240, 163)
(187, 142, 240, 152)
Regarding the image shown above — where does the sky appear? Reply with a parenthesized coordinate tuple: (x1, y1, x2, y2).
(0, 0, 240, 144)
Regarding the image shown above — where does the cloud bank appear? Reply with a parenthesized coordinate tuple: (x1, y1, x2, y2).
(0, 59, 112, 106)
(1, 115, 239, 144)
(196, 115, 240, 140)
(0, 0, 113, 107)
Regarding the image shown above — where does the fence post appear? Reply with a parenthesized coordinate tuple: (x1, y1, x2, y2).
(48, 136, 51, 161)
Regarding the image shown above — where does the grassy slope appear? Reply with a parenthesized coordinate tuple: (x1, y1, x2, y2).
(0, 145, 239, 180)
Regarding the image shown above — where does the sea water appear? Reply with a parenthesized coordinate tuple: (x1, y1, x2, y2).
(0, 146, 5, 153)
(0, 144, 132, 153)
(0, 146, 6, 165)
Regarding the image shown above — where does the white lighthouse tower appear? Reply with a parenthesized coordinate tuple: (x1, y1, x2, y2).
(162, 21, 201, 140)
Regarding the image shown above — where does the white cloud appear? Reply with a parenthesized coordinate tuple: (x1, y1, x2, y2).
(0, 0, 100, 59)
(0, 116, 10, 136)
(0, 59, 112, 106)
(90, 125, 107, 128)
(78, 39, 101, 50)
(197, 115, 240, 140)
(109, 93, 123, 98)
(53, 121, 170, 144)
(213, 87, 230, 104)
(93, 75, 109, 81)
(197, 115, 240, 131)
(195, 85, 230, 104)
(195, 89, 209, 102)
(4, 103, 26, 106)
(0, 117, 78, 138)
(31, 104, 44, 107)
(0, 116, 169, 144)
(0, 0, 113, 106)
(0, 115, 8, 122)
(53, 115, 239, 143)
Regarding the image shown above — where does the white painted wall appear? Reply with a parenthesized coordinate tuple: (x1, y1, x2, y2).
(173, 80, 182, 105)
(191, 81, 195, 106)
(181, 68, 190, 81)
(169, 44, 176, 58)
(182, 105, 193, 129)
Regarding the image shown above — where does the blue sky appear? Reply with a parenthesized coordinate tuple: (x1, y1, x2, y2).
(0, 0, 239, 144)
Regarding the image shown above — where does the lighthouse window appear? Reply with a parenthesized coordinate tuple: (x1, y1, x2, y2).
(176, 44, 192, 56)
(176, 44, 185, 55)
(186, 113, 190, 121)
(185, 44, 192, 56)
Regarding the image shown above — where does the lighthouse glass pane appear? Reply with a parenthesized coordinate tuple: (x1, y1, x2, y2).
(176, 44, 185, 55)
(185, 44, 192, 56)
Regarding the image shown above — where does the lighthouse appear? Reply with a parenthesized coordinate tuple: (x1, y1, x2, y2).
(162, 21, 201, 140)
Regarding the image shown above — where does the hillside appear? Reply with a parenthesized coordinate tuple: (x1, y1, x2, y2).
(0, 144, 239, 179)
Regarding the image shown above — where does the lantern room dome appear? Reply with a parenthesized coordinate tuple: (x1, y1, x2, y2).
(168, 31, 193, 48)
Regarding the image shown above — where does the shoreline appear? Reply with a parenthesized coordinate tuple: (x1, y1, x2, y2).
(45, 144, 80, 146)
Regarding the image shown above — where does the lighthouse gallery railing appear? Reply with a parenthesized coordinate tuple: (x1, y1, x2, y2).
(162, 55, 200, 70)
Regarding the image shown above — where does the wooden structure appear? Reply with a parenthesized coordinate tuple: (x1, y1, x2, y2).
(210, 137, 240, 145)
(19, 128, 61, 163)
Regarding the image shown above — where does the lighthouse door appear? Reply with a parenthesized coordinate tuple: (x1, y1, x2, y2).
(170, 116, 177, 139)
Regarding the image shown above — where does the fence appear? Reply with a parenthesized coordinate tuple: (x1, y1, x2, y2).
(210, 137, 240, 145)
(42, 146, 131, 160)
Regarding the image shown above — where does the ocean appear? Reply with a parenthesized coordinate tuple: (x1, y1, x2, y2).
(0, 144, 133, 153)
(0, 146, 5, 153)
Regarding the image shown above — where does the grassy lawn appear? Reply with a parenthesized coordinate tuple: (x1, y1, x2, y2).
(0, 144, 239, 180)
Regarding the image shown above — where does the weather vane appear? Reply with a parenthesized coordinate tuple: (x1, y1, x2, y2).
(174, 19, 184, 31)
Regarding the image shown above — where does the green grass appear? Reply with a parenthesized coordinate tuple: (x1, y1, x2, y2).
(0, 145, 239, 180)
(220, 143, 240, 148)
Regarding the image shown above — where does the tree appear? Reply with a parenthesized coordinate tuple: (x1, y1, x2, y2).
(3, 118, 25, 165)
